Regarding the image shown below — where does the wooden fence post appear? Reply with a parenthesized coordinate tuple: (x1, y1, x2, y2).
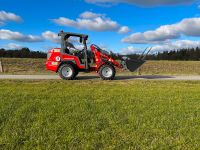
(0, 58, 4, 73)
(137, 68, 141, 76)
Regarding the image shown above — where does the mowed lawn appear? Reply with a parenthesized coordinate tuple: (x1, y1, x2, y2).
(0, 80, 200, 149)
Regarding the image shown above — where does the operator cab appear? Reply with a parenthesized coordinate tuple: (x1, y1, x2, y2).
(64, 37, 84, 55)
(64, 41, 74, 54)
(59, 31, 91, 69)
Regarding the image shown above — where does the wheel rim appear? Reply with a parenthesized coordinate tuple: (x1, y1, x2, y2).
(102, 67, 113, 78)
(62, 66, 73, 77)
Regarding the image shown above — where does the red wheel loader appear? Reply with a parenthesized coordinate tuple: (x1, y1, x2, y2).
(46, 31, 150, 80)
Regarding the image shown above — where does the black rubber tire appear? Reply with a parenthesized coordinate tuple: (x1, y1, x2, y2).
(74, 70, 79, 77)
(58, 64, 76, 80)
(98, 64, 116, 80)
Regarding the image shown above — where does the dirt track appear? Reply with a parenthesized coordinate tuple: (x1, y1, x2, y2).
(1, 75, 200, 81)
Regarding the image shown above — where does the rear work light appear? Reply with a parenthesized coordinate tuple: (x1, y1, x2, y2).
(51, 62, 59, 65)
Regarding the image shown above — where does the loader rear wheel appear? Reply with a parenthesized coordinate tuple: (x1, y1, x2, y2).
(58, 64, 76, 80)
(99, 64, 116, 80)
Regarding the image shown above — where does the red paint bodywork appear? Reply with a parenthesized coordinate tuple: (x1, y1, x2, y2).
(46, 45, 122, 73)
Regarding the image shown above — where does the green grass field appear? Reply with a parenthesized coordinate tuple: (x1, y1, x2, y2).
(1, 80, 200, 149)
(1, 58, 200, 75)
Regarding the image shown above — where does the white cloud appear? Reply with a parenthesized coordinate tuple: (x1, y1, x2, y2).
(122, 17, 200, 44)
(0, 29, 43, 42)
(42, 31, 82, 44)
(118, 26, 130, 34)
(52, 11, 130, 34)
(121, 40, 200, 54)
(80, 11, 103, 19)
(121, 46, 142, 54)
(53, 17, 77, 27)
(85, 0, 195, 6)
(74, 44, 84, 50)
(42, 31, 60, 43)
(0, 11, 22, 25)
(4, 43, 23, 49)
(152, 40, 200, 52)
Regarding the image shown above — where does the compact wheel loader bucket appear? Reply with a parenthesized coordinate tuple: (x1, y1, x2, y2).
(125, 59, 145, 72)
(121, 47, 152, 72)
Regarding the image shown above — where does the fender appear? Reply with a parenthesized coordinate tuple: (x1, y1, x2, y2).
(97, 58, 115, 70)
(56, 61, 77, 72)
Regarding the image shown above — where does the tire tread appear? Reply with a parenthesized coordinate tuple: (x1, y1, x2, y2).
(98, 64, 116, 80)
(58, 64, 76, 80)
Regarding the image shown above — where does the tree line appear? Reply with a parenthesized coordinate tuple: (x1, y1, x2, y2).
(0, 48, 47, 58)
(1, 47, 200, 60)
(127, 47, 200, 61)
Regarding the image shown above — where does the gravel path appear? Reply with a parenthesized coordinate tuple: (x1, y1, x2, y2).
(1, 74, 200, 81)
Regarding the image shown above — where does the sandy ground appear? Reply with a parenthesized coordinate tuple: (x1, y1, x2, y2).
(1, 74, 200, 81)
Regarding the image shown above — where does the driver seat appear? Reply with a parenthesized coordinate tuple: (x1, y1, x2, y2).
(65, 48, 70, 54)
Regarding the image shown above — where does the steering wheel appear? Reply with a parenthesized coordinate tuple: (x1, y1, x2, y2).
(76, 49, 85, 57)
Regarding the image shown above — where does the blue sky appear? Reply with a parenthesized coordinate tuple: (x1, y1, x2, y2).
(1, 0, 200, 54)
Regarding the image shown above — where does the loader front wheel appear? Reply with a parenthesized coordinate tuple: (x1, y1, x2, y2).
(74, 70, 79, 77)
(58, 64, 76, 80)
(99, 64, 116, 80)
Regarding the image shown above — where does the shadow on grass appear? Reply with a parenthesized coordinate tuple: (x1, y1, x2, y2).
(76, 75, 174, 81)
(77, 76, 99, 80)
